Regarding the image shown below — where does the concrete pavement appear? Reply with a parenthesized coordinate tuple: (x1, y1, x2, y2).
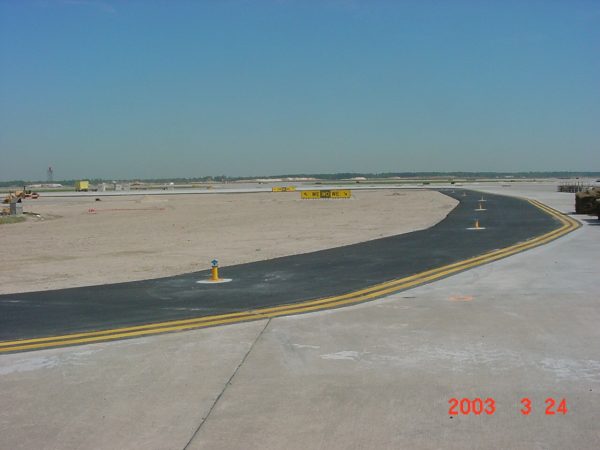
(189, 223, 599, 449)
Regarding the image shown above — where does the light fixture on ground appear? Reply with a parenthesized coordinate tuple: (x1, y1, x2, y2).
(466, 219, 485, 230)
(197, 259, 232, 284)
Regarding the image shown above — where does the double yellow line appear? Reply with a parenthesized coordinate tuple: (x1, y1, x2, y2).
(0, 199, 580, 353)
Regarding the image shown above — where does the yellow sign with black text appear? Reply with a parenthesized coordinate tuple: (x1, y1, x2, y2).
(272, 186, 296, 192)
(301, 190, 322, 199)
(300, 189, 351, 199)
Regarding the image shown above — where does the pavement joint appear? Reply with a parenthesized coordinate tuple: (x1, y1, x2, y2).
(182, 318, 272, 450)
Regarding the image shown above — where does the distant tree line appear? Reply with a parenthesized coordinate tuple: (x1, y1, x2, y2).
(1, 172, 599, 188)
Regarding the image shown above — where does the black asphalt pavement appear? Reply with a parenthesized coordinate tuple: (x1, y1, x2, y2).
(0, 190, 561, 341)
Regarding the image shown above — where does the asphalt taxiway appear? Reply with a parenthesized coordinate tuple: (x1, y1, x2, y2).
(0, 190, 570, 349)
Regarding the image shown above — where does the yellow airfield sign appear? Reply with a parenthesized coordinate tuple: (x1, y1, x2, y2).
(301, 190, 322, 199)
(301, 189, 351, 199)
(272, 186, 296, 192)
(329, 190, 351, 199)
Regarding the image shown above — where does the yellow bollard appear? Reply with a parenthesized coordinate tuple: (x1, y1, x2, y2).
(475, 219, 480, 229)
(197, 259, 232, 284)
(210, 259, 220, 281)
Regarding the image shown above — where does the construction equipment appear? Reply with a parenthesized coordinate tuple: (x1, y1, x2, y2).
(2, 187, 39, 204)
(575, 187, 600, 219)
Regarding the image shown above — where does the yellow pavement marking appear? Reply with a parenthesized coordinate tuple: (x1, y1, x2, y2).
(0, 198, 580, 353)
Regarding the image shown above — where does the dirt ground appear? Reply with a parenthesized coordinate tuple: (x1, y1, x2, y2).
(0, 190, 457, 294)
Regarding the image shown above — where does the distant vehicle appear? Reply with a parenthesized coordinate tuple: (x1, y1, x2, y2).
(575, 187, 600, 219)
(75, 180, 89, 192)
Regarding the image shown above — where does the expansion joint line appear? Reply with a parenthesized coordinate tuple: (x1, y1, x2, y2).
(182, 318, 272, 450)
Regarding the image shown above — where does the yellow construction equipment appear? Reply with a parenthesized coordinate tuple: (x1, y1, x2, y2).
(2, 188, 39, 204)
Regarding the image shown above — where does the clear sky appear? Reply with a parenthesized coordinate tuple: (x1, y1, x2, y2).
(1, 0, 598, 180)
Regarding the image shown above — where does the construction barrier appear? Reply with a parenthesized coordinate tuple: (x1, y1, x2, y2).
(557, 183, 595, 193)
(272, 186, 297, 192)
(301, 189, 352, 199)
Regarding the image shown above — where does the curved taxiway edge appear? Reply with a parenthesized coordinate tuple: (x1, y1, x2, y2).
(0, 191, 580, 353)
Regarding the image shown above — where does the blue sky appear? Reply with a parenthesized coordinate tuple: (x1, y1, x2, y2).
(1, 0, 599, 180)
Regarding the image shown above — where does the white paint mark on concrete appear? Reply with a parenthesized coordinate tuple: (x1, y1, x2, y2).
(291, 344, 320, 350)
(0, 349, 103, 375)
(0, 356, 59, 375)
(539, 358, 600, 382)
(317, 344, 525, 371)
(320, 350, 364, 361)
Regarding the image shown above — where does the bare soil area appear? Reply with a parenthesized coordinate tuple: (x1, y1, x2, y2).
(0, 190, 457, 294)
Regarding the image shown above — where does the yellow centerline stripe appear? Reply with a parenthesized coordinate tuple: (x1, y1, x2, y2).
(0, 198, 580, 353)
(0, 198, 576, 348)
(0, 201, 579, 351)
(0, 237, 550, 348)
(0, 211, 578, 352)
